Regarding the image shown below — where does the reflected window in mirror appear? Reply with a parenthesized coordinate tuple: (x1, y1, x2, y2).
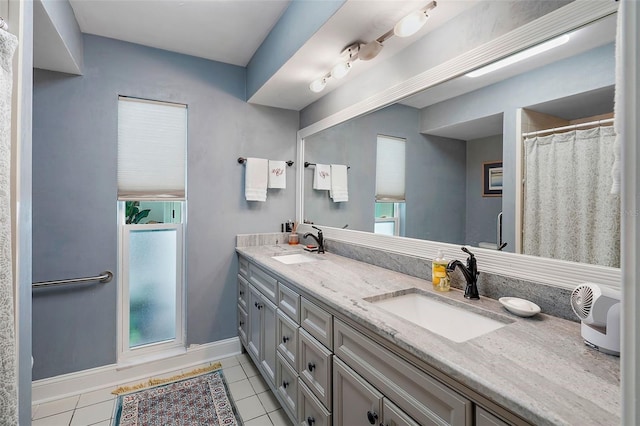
(375, 202, 404, 236)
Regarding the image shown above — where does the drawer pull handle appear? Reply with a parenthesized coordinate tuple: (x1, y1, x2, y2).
(282, 336, 290, 343)
(308, 362, 316, 372)
(282, 380, 289, 388)
(367, 411, 378, 425)
(306, 416, 315, 426)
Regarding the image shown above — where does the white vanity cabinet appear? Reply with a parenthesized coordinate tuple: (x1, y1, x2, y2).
(237, 254, 518, 426)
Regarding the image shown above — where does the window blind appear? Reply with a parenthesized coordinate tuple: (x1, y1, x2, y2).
(375, 135, 406, 201)
(118, 97, 187, 200)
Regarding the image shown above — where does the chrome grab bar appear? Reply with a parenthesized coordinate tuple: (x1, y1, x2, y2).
(32, 271, 113, 288)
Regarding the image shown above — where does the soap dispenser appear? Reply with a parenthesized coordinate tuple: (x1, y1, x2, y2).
(432, 249, 450, 292)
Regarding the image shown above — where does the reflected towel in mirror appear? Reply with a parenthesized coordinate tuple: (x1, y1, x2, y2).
(313, 164, 331, 190)
(330, 164, 349, 202)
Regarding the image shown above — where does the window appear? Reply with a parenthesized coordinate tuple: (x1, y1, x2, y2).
(375, 135, 405, 236)
(117, 97, 187, 361)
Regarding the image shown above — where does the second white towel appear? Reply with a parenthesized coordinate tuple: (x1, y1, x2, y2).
(330, 164, 348, 202)
(268, 160, 287, 189)
(313, 164, 332, 190)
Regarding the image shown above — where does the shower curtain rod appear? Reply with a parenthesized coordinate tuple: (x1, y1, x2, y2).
(522, 118, 614, 138)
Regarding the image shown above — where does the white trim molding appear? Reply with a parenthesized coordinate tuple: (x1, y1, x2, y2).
(32, 338, 242, 405)
(296, 1, 621, 292)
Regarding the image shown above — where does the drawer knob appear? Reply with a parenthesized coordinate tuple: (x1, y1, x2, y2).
(282, 336, 290, 343)
(240, 290, 244, 295)
(282, 380, 289, 388)
(306, 416, 315, 426)
(239, 321, 244, 326)
(308, 362, 316, 372)
(367, 411, 378, 425)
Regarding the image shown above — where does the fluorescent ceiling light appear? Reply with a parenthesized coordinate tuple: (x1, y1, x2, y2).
(466, 34, 571, 78)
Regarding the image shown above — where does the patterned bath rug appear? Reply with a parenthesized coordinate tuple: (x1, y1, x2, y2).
(111, 363, 243, 426)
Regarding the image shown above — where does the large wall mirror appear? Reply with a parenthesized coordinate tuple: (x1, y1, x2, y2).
(297, 2, 620, 290)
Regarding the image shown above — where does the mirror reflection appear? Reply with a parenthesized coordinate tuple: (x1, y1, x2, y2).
(303, 15, 618, 267)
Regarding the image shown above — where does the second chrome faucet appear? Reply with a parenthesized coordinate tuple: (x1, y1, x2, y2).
(446, 247, 480, 299)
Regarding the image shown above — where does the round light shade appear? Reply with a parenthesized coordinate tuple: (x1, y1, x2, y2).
(358, 41, 383, 61)
(394, 10, 428, 37)
(331, 62, 351, 79)
(309, 78, 327, 93)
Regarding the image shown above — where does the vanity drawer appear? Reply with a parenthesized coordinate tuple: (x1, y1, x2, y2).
(278, 282, 301, 323)
(298, 379, 332, 426)
(238, 256, 249, 279)
(277, 309, 299, 370)
(301, 297, 333, 349)
(475, 407, 509, 426)
(237, 275, 249, 311)
(334, 319, 471, 426)
(249, 262, 278, 303)
(276, 352, 298, 419)
(299, 328, 332, 409)
(238, 305, 248, 347)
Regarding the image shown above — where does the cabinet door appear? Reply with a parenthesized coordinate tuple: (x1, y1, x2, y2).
(299, 329, 333, 408)
(475, 407, 509, 426)
(333, 357, 383, 426)
(261, 297, 277, 386)
(238, 275, 249, 312)
(277, 309, 299, 370)
(298, 380, 331, 426)
(247, 285, 262, 361)
(382, 398, 420, 426)
(238, 305, 248, 347)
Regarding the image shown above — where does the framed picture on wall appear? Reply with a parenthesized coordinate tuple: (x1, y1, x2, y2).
(483, 161, 503, 197)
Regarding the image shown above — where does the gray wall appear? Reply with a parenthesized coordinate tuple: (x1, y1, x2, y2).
(32, 35, 298, 379)
(420, 43, 615, 251)
(304, 104, 466, 243)
(465, 135, 503, 247)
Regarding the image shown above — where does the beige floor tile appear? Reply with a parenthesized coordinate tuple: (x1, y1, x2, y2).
(241, 360, 260, 378)
(34, 395, 79, 419)
(237, 352, 253, 365)
(228, 378, 256, 401)
(219, 355, 240, 369)
(244, 414, 274, 426)
(257, 390, 281, 412)
(31, 404, 39, 420)
(70, 399, 115, 426)
(32, 410, 74, 426)
(224, 364, 248, 383)
(269, 408, 294, 426)
(236, 395, 267, 421)
(77, 387, 116, 408)
(249, 375, 269, 393)
(88, 421, 112, 426)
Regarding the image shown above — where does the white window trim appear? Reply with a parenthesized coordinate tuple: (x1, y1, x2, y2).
(117, 213, 186, 364)
(375, 202, 401, 236)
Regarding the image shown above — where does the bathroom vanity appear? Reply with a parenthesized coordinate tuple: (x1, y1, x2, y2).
(236, 244, 620, 426)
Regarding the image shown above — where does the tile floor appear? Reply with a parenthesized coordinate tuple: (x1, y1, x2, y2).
(31, 353, 293, 426)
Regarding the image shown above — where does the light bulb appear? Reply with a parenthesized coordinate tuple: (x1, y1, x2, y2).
(331, 62, 351, 79)
(394, 10, 428, 38)
(309, 78, 327, 93)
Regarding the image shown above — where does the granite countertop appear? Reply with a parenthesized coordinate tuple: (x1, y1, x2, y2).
(236, 244, 620, 426)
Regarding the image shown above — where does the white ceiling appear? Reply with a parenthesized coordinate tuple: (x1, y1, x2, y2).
(69, 0, 291, 67)
(55, 0, 478, 110)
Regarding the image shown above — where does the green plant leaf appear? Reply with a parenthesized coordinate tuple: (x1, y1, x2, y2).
(133, 209, 151, 224)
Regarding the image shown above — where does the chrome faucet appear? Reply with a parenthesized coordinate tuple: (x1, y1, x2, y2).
(303, 226, 325, 254)
(447, 247, 480, 299)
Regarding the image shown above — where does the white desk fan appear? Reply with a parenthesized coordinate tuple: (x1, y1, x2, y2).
(570, 283, 620, 356)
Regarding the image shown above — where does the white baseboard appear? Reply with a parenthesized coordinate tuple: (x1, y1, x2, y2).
(32, 337, 242, 405)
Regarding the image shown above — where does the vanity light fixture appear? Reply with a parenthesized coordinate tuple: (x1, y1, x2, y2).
(466, 33, 571, 78)
(308, 1, 437, 92)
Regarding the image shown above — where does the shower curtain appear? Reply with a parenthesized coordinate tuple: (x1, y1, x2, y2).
(523, 126, 620, 267)
(0, 27, 18, 424)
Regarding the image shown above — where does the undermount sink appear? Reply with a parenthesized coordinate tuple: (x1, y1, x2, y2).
(368, 291, 510, 343)
(272, 253, 319, 265)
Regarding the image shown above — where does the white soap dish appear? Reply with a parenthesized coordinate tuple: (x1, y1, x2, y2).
(498, 297, 541, 317)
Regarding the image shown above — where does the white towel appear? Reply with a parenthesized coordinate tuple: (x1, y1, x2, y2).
(268, 160, 286, 189)
(313, 164, 331, 190)
(330, 164, 349, 202)
(245, 157, 268, 202)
